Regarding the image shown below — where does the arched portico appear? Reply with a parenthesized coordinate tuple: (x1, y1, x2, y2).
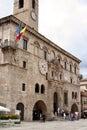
(33, 100, 47, 120)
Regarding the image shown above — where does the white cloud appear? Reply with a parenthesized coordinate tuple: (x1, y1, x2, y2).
(39, 0, 87, 77)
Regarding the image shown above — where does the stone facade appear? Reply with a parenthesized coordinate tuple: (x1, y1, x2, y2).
(80, 79, 87, 113)
(0, 0, 81, 121)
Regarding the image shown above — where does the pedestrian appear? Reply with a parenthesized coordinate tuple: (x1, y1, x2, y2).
(42, 114, 46, 122)
(83, 113, 86, 119)
(63, 112, 66, 119)
(57, 107, 60, 116)
(70, 113, 74, 121)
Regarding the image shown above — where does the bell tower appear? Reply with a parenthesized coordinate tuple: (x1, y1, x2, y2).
(13, 0, 38, 31)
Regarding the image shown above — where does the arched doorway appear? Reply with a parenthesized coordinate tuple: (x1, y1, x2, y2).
(16, 103, 24, 120)
(71, 103, 78, 113)
(33, 100, 47, 120)
(53, 92, 58, 114)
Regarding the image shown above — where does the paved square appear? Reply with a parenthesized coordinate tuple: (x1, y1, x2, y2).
(0, 119, 87, 130)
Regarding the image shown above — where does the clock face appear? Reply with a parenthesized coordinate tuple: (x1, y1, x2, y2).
(39, 59, 48, 75)
(31, 11, 37, 21)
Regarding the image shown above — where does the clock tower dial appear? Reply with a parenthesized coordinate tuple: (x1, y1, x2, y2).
(13, 0, 38, 31)
(39, 59, 48, 75)
(31, 11, 37, 21)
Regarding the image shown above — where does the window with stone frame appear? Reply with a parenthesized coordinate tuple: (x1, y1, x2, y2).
(44, 50, 47, 60)
(23, 61, 26, 68)
(0, 39, 2, 43)
(35, 83, 39, 93)
(64, 61, 67, 69)
(64, 91, 68, 105)
(51, 70, 54, 78)
(22, 83, 26, 91)
(70, 64, 72, 72)
(72, 92, 74, 99)
(70, 77, 73, 84)
(57, 55, 62, 64)
(43, 46, 48, 61)
(34, 41, 40, 56)
(50, 50, 55, 61)
(59, 73, 62, 80)
(41, 84, 45, 94)
(32, 0, 35, 9)
(23, 38, 28, 50)
(74, 64, 77, 74)
(75, 92, 77, 99)
(19, 0, 24, 9)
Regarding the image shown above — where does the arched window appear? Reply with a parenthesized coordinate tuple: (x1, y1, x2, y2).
(74, 64, 77, 74)
(43, 46, 48, 60)
(32, 0, 35, 9)
(41, 84, 45, 94)
(70, 77, 73, 83)
(44, 50, 47, 60)
(50, 50, 55, 61)
(64, 62, 66, 69)
(19, 0, 24, 8)
(34, 41, 40, 56)
(75, 92, 77, 99)
(64, 91, 68, 105)
(35, 83, 39, 93)
(57, 55, 62, 64)
(72, 92, 74, 99)
(70, 64, 72, 72)
(60, 73, 62, 80)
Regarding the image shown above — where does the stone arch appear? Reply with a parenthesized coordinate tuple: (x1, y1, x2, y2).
(50, 50, 55, 61)
(16, 102, 24, 120)
(32, 100, 47, 120)
(34, 41, 40, 48)
(57, 54, 62, 64)
(43, 46, 48, 60)
(34, 41, 40, 56)
(71, 103, 78, 113)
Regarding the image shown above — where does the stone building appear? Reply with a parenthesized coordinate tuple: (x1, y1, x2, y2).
(80, 79, 87, 114)
(0, 0, 81, 121)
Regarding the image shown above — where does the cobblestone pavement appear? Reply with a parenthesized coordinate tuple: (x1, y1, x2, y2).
(0, 119, 87, 130)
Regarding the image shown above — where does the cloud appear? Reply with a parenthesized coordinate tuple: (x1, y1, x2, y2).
(39, 0, 87, 78)
(0, 0, 13, 18)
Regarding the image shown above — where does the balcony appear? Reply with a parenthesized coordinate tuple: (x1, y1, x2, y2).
(1, 40, 18, 50)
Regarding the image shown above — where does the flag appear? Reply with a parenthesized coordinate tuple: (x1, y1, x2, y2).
(20, 26, 26, 37)
(15, 25, 26, 42)
(16, 24, 22, 34)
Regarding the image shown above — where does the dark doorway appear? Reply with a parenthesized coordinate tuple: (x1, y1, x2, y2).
(53, 92, 58, 114)
(16, 103, 24, 120)
(33, 100, 47, 121)
(71, 103, 78, 113)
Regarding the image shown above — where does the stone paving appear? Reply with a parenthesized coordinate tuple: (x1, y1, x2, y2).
(0, 119, 87, 130)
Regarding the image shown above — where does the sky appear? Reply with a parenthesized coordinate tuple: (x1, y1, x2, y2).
(0, 0, 87, 78)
